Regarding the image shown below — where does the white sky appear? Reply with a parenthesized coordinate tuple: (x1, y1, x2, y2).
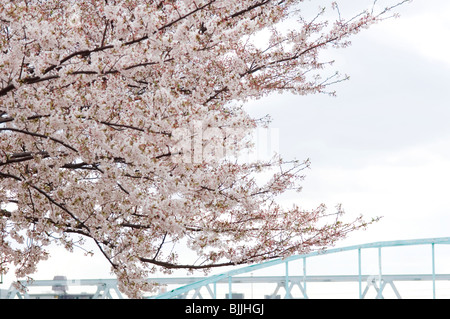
(2, 0, 450, 291)
(246, 0, 450, 247)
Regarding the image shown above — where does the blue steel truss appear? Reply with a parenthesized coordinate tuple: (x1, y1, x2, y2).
(152, 237, 450, 299)
(2, 237, 450, 299)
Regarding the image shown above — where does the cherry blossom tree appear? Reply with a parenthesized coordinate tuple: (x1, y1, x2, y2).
(1, 0, 408, 297)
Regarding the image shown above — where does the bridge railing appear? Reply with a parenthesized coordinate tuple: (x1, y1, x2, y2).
(2, 237, 450, 299)
(152, 237, 450, 299)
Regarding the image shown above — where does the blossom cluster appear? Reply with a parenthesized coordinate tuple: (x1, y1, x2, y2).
(1, 0, 405, 297)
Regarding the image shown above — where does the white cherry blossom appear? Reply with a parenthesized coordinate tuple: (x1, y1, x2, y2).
(1, 0, 408, 298)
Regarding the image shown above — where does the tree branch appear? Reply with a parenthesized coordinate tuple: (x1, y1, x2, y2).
(0, 128, 78, 153)
(230, 0, 272, 18)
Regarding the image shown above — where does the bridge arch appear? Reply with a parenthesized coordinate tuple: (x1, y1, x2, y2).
(152, 237, 450, 299)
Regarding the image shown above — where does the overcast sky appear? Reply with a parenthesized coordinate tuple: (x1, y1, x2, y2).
(246, 0, 450, 247)
(2, 0, 450, 288)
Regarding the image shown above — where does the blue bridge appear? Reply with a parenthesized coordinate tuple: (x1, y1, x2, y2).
(2, 237, 450, 299)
